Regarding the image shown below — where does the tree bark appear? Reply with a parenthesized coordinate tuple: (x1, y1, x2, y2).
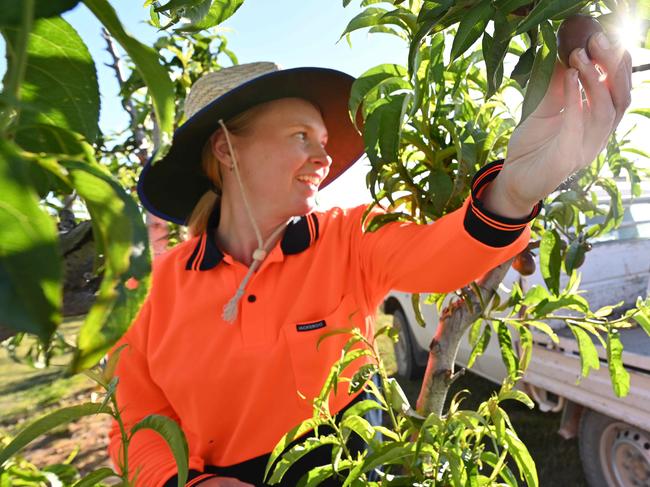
(416, 259, 514, 417)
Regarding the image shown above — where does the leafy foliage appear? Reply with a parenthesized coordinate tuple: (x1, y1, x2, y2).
(267, 327, 540, 486)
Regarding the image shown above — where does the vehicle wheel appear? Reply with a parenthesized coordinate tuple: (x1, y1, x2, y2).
(392, 308, 424, 380)
(579, 408, 650, 487)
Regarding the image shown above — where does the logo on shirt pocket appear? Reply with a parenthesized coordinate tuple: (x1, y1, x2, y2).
(296, 320, 326, 332)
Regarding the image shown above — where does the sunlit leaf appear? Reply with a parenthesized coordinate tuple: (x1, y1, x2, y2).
(449, 0, 494, 62)
(3, 16, 99, 150)
(539, 229, 561, 295)
(59, 159, 151, 371)
(606, 329, 630, 397)
(0, 141, 61, 341)
(131, 415, 189, 487)
(568, 324, 600, 379)
(522, 21, 556, 121)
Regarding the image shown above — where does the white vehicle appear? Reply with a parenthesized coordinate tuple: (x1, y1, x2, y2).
(383, 192, 650, 487)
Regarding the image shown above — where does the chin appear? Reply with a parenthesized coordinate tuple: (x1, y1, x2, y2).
(290, 197, 317, 217)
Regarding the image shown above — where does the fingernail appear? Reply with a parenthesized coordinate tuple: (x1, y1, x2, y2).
(596, 32, 610, 50)
(578, 48, 590, 64)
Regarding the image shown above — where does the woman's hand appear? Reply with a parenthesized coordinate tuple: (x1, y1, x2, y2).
(197, 476, 255, 486)
(481, 32, 632, 218)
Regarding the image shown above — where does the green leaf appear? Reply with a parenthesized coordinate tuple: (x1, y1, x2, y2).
(340, 7, 389, 39)
(497, 321, 518, 380)
(348, 363, 378, 394)
(341, 415, 376, 444)
(521, 21, 556, 122)
(297, 460, 354, 487)
(450, 0, 494, 62)
(349, 64, 407, 129)
(515, 0, 585, 35)
(411, 293, 426, 327)
(3, 16, 100, 150)
(408, 0, 453, 73)
(483, 10, 514, 98)
(387, 376, 411, 413)
(534, 295, 589, 317)
(427, 168, 453, 215)
(83, 0, 175, 160)
(565, 240, 586, 274)
(357, 441, 412, 476)
(0, 403, 111, 465)
(59, 160, 151, 371)
(593, 177, 624, 235)
(518, 325, 532, 373)
(632, 308, 650, 337)
(175, 0, 244, 32)
(467, 322, 491, 368)
(131, 415, 189, 487)
(523, 320, 559, 344)
(504, 429, 538, 487)
(264, 419, 320, 482)
(498, 389, 534, 409)
(606, 329, 630, 397)
(72, 467, 119, 487)
(377, 93, 410, 162)
(341, 399, 384, 423)
(0, 142, 61, 340)
(568, 325, 600, 379)
(268, 435, 339, 484)
(0, 0, 80, 26)
(510, 47, 535, 89)
(539, 228, 561, 295)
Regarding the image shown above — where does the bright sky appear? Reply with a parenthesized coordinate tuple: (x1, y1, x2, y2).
(3, 2, 650, 209)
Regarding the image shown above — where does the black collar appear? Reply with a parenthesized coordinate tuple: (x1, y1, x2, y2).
(185, 205, 320, 271)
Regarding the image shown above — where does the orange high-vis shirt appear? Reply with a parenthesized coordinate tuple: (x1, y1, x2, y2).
(108, 161, 541, 486)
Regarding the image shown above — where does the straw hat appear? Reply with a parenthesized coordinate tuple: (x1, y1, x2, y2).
(137, 62, 365, 224)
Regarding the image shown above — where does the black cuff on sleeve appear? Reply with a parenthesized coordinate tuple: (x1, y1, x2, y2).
(164, 469, 216, 487)
(464, 160, 543, 247)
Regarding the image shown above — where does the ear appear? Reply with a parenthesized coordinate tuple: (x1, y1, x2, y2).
(210, 130, 234, 170)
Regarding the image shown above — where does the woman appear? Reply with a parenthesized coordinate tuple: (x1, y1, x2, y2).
(110, 34, 632, 487)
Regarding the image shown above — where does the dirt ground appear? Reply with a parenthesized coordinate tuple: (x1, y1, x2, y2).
(9, 387, 115, 479)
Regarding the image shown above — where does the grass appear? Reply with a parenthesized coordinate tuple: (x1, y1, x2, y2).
(0, 318, 96, 434)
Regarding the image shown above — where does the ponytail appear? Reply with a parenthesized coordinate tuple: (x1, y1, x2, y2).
(187, 139, 223, 237)
(188, 191, 219, 237)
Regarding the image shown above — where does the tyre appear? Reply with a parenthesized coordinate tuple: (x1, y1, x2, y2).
(579, 408, 650, 487)
(391, 308, 425, 380)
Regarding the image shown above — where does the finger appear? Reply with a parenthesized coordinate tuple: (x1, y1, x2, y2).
(529, 60, 569, 118)
(587, 33, 632, 128)
(569, 46, 616, 148)
(558, 68, 586, 171)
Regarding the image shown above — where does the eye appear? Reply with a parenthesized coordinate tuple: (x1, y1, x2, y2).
(295, 131, 307, 141)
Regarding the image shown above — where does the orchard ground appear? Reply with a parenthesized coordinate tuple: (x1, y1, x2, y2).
(0, 314, 586, 485)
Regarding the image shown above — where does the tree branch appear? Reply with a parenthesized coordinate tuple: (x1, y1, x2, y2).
(416, 259, 514, 417)
(101, 28, 147, 162)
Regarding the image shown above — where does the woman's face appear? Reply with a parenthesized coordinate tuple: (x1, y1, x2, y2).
(222, 97, 331, 220)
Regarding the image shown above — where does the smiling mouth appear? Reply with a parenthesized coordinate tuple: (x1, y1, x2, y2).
(296, 175, 322, 187)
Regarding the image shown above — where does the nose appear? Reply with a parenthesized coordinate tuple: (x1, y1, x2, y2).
(309, 142, 332, 168)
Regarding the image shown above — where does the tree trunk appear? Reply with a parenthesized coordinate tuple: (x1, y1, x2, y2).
(416, 259, 513, 417)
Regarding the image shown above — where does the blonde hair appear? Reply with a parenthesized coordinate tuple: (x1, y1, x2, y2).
(187, 103, 271, 236)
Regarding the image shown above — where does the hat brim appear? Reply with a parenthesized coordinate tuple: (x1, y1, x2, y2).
(137, 67, 365, 225)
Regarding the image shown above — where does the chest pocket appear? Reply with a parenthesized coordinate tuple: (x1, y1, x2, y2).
(282, 294, 372, 410)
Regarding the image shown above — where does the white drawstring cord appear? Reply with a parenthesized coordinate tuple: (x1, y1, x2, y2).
(217, 119, 289, 322)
